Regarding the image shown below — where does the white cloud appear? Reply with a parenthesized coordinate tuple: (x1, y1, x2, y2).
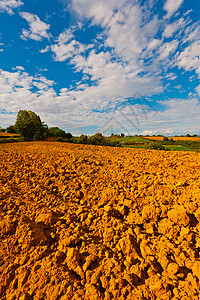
(164, 0, 184, 19)
(40, 46, 50, 53)
(2, 0, 200, 135)
(157, 98, 200, 132)
(12, 66, 25, 71)
(175, 41, 200, 77)
(20, 12, 51, 41)
(132, 98, 200, 136)
(50, 29, 93, 62)
(196, 85, 200, 96)
(51, 40, 86, 62)
(56, 28, 74, 44)
(1, 68, 200, 135)
(147, 39, 162, 51)
(158, 40, 179, 60)
(163, 17, 184, 38)
(165, 72, 177, 80)
(0, 0, 23, 15)
(71, 0, 127, 26)
(183, 24, 200, 43)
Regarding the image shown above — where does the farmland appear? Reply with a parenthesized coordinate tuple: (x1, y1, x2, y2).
(0, 142, 200, 299)
(108, 136, 200, 151)
(0, 132, 20, 138)
(144, 136, 200, 142)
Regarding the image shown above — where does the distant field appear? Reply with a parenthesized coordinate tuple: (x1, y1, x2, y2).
(109, 136, 149, 143)
(0, 132, 20, 137)
(144, 136, 200, 141)
(109, 135, 200, 151)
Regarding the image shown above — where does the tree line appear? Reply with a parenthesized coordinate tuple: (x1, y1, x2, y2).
(2, 110, 72, 141)
(2, 110, 120, 146)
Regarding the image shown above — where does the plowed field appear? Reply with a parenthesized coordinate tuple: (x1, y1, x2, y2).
(0, 142, 200, 300)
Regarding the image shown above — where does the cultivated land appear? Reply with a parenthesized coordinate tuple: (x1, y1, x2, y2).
(0, 133, 20, 137)
(144, 136, 200, 142)
(0, 142, 200, 299)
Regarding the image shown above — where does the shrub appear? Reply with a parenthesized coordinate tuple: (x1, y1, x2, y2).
(57, 137, 65, 142)
(78, 134, 88, 144)
(88, 133, 105, 145)
(146, 142, 165, 150)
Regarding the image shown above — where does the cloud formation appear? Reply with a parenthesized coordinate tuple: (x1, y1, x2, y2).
(0, 0, 200, 135)
(20, 12, 51, 41)
(0, 0, 23, 15)
(163, 0, 184, 19)
(51, 29, 92, 62)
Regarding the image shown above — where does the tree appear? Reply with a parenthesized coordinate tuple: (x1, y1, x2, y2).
(78, 134, 88, 144)
(14, 110, 47, 141)
(6, 125, 17, 134)
(66, 132, 73, 139)
(49, 127, 67, 138)
(0, 126, 6, 132)
(88, 133, 105, 145)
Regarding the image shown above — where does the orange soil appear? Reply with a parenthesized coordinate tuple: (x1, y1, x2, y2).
(144, 136, 200, 141)
(0, 142, 200, 299)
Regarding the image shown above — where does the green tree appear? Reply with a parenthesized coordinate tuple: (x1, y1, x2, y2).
(6, 125, 17, 134)
(88, 133, 105, 145)
(0, 126, 6, 132)
(49, 127, 67, 138)
(14, 110, 47, 141)
(66, 132, 73, 139)
(78, 134, 88, 144)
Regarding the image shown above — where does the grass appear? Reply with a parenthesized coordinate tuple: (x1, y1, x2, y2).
(109, 136, 149, 143)
(163, 145, 194, 151)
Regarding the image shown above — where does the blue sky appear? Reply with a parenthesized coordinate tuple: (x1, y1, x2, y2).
(0, 0, 200, 136)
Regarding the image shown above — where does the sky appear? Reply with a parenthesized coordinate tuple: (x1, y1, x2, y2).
(0, 0, 200, 136)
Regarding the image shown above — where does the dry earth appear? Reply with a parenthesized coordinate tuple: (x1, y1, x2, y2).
(0, 142, 200, 300)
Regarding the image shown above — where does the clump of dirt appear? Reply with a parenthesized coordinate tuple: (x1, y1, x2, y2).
(0, 142, 200, 299)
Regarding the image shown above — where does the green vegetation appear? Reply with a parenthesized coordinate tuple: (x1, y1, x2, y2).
(108, 135, 200, 152)
(14, 110, 48, 141)
(1, 110, 200, 151)
(0, 126, 6, 132)
(6, 125, 17, 134)
(48, 127, 72, 139)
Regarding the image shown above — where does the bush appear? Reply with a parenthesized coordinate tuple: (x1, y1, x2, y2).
(6, 125, 17, 134)
(57, 137, 65, 142)
(78, 134, 88, 144)
(88, 133, 105, 145)
(49, 127, 68, 138)
(146, 142, 165, 150)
